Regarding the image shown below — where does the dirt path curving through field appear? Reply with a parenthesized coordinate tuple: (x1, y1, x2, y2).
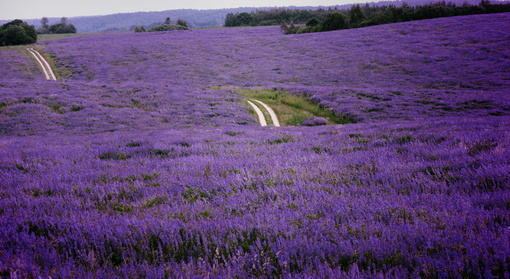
(247, 99, 280, 127)
(253, 100, 280, 127)
(247, 100, 267, 126)
(27, 48, 57, 81)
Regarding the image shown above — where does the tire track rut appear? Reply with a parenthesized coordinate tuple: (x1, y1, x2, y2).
(27, 48, 57, 81)
(248, 99, 280, 127)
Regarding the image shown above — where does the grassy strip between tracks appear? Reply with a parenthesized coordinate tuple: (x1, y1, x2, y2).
(237, 88, 353, 126)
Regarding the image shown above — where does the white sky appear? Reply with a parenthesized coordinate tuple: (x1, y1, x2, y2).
(0, 0, 352, 20)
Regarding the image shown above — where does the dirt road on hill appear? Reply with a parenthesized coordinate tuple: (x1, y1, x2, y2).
(247, 100, 267, 126)
(247, 99, 280, 127)
(27, 48, 57, 81)
(253, 99, 280, 127)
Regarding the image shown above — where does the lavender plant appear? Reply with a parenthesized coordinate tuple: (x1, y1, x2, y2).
(0, 13, 509, 278)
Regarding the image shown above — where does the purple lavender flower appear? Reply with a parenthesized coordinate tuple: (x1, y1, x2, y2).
(0, 12, 509, 278)
(302, 116, 327, 126)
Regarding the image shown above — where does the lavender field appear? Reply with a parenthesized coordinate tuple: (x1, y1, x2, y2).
(1, 13, 509, 278)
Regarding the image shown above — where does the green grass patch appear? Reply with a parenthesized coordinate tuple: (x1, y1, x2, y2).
(236, 88, 353, 126)
(268, 135, 294, 145)
(142, 196, 167, 209)
(0, 45, 33, 51)
(99, 152, 131, 160)
(37, 33, 96, 41)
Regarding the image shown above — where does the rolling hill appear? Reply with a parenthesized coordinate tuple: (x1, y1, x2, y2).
(0, 12, 509, 278)
(0, 0, 492, 33)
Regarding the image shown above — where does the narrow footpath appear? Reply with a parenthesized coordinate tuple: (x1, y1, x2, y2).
(27, 48, 57, 81)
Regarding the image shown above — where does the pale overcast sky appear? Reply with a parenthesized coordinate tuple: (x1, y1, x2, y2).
(0, 0, 354, 20)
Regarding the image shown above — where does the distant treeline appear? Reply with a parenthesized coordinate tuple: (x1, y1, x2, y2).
(133, 17, 189, 32)
(38, 17, 76, 34)
(1, 0, 488, 34)
(224, 0, 510, 33)
(2, 8, 258, 33)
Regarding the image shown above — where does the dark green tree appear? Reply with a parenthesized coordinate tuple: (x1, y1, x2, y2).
(165, 17, 171, 25)
(306, 17, 320, 27)
(149, 24, 188, 32)
(36, 17, 77, 34)
(286, 21, 300, 34)
(224, 12, 255, 27)
(0, 20, 37, 46)
(176, 19, 188, 27)
(349, 5, 366, 27)
(38, 17, 50, 33)
(224, 13, 236, 27)
(320, 13, 349, 32)
(41, 17, 49, 29)
(48, 23, 76, 34)
(236, 12, 254, 26)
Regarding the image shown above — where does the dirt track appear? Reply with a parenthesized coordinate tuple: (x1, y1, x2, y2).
(27, 48, 57, 81)
(247, 99, 280, 127)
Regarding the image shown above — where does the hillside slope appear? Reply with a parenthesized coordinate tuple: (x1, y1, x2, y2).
(0, 14, 509, 278)
(41, 13, 510, 124)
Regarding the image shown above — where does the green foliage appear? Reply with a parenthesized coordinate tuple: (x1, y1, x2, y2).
(111, 202, 133, 213)
(466, 139, 498, 156)
(0, 20, 37, 46)
(99, 152, 131, 160)
(395, 135, 413, 144)
(229, 2, 510, 35)
(225, 8, 330, 27)
(237, 88, 354, 125)
(134, 26, 146, 32)
(181, 187, 209, 203)
(70, 105, 83, 112)
(176, 19, 188, 27)
(142, 196, 167, 209)
(349, 5, 367, 28)
(151, 148, 170, 158)
(321, 13, 349, 31)
(148, 24, 188, 32)
(268, 136, 294, 145)
(283, 12, 349, 34)
(48, 23, 77, 34)
(282, 17, 322, 34)
(141, 172, 159, 181)
(306, 17, 320, 27)
(224, 12, 254, 27)
(284, 23, 321, 34)
(38, 17, 77, 34)
(224, 131, 239, 136)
